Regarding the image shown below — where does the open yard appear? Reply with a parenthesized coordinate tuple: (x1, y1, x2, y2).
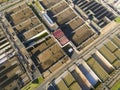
(112, 36, 120, 48)
(111, 80, 120, 90)
(115, 17, 120, 23)
(87, 57, 109, 81)
(99, 45, 117, 63)
(105, 40, 118, 53)
(112, 60, 120, 69)
(63, 73, 75, 86)
(56, 80, 69, 90)
(114, 49, 120, 59)
(21, 76, 44, 90)
(69, 82, 82, 90)
(0, 0, 9, 3)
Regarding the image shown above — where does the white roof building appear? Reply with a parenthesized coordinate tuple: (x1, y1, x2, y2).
(104, 0, 120, 12)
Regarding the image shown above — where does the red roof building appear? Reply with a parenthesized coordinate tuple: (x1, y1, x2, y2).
(53, 29, 69, 46)
(59, 36, 69, 45)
